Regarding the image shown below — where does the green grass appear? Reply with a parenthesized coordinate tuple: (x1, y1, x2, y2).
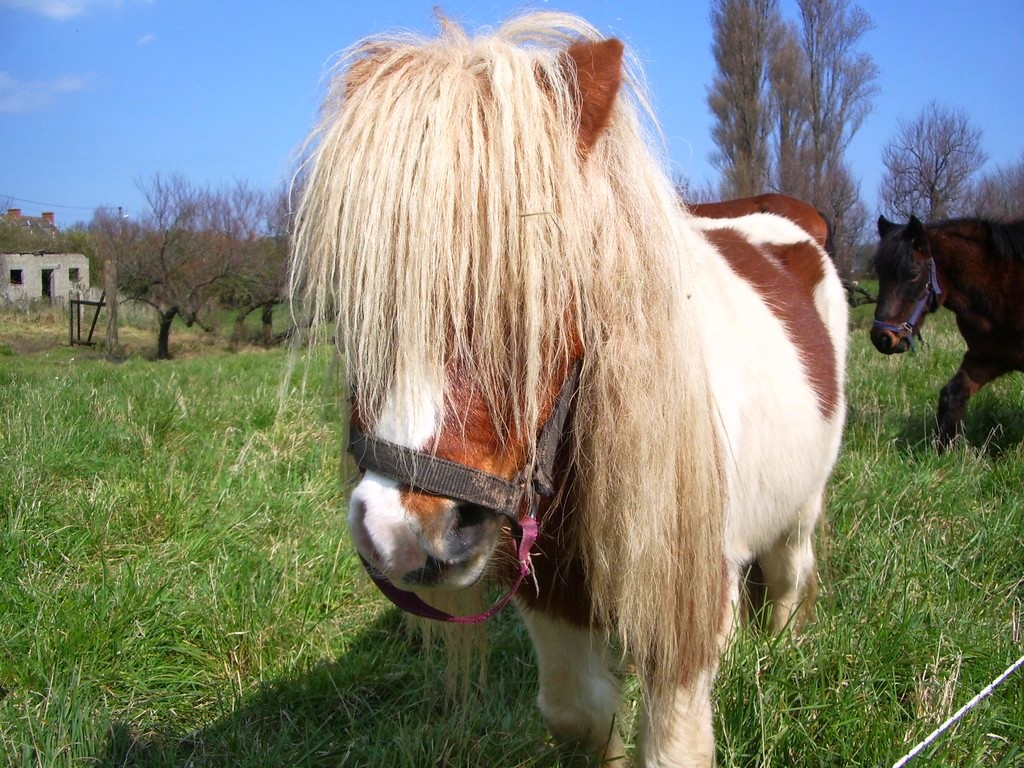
(1, 306, 1022, 767)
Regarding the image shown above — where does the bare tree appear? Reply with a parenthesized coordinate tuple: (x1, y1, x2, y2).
(796, 0, 878, 204)
(707, 0, 877, 231)
(217, 182, 291, 347)
(87, 175, 294, 359)
(88, 206, 138, 358)
(769, 21, 813, 200)
(823, 161, 868, 274)
(112, 174, 237, 359)
(674, 176, 720, 205)
(706, 0, 783, 198)
(968, 153, 1024, 221)
(760, 0, 877, 270)
(879, 101, 986, 221)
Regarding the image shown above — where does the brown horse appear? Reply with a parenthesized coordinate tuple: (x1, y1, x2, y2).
(689, 193, 834, 257)
(291, 13, 847, 765)
(871, 214, 1024, 448)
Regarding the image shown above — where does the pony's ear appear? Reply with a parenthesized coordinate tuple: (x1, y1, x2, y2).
(877, 215, 898, 237)
(907, 215, 929, 250)
(562, 38, 625, 156)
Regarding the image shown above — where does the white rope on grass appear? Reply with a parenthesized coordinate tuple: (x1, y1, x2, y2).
(891, 652, 1024, 768)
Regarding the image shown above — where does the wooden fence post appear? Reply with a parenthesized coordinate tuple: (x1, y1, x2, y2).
(104, 258, 119, 359)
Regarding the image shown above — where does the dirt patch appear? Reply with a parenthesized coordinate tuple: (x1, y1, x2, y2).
(0, 308, 69, 355)
(0, 305, 283, 360)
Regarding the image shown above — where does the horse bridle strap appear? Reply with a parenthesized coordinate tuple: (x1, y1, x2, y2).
(872, 257, 942, 347)
(348, 359, 582, 624)
(348, 428, 527, 518)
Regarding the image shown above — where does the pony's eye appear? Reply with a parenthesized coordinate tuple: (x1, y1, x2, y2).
(900, 263, 924, 282)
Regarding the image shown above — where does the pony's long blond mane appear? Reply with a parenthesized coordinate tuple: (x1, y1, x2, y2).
(290, 11, 726, 730)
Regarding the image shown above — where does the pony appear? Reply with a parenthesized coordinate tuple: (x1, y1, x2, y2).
(871, 214, 1024, 449)
(688, 193, 835, 258)
(689, 195, 884, 309)
(290, 13, 847, 766)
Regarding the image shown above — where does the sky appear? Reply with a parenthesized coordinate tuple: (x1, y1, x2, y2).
(1, 0, 1022, 228)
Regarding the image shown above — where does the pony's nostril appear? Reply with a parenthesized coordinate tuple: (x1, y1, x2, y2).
(347, 495, 377, 564)
(870, 329, 897, 354)
(456, 502, 492, 530)
(444, 503, 499, 560)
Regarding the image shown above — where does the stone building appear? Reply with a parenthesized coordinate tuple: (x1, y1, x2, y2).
(1, 208, 93, 303)
(1, 251, 92, 303)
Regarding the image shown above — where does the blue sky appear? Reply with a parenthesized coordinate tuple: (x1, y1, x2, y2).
(1, 0, 1022, 227)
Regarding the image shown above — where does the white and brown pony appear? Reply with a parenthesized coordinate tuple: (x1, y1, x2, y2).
(290, 13, 846, 767)
(688, 193, 835, 258)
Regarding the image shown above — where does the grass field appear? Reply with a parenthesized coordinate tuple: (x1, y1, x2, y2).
(1, 300, 1022, 767)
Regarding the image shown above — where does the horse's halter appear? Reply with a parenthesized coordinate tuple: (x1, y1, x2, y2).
(347, 360, 582, 624)
(871, 255, 942, 349)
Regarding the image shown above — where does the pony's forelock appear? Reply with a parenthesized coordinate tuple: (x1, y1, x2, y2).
(289, 11, 726, 733)
(292, 13, 589, 439)
(872, 224, 913, 278)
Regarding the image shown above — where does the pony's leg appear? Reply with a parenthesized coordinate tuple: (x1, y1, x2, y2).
(519, 608, 626, 765)
(637, 670, 716, 768)
(757, 506, 820, 634)
(937, 354, 1007, 449)
(637, 569, 735, 768)
(719, 566, 743, 649)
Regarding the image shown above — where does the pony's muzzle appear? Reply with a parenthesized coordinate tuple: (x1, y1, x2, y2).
(870, 327, 908, 355)
(400, 503, 502, 587)
(348, 476, 502, 589)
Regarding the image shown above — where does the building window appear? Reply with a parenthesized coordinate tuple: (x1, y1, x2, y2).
(10, 269, 23, 285)
(69, 267, 80, 282)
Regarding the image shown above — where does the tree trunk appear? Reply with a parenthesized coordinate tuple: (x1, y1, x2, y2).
(104, 258, 120, 360)
(156, 307, 179, 360)
(232, 307, 252, 351)
(261, 303, 274, 346)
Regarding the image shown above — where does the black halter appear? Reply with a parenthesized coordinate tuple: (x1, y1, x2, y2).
(347, 360, 582, 623)
(871, 257, 942, 349)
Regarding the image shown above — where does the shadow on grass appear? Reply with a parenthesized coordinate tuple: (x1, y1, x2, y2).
(892, 398, 1024, 458)
(99, 608, 591, 768)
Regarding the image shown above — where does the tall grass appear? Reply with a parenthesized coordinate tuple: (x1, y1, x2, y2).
(0, 304, 1021, 767)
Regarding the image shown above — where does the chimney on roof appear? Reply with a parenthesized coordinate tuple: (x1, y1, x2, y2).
(42, 212, 55, 224)
(6, 208, 21, 219)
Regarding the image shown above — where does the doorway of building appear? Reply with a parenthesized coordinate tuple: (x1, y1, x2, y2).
(41, 268, 53, 300)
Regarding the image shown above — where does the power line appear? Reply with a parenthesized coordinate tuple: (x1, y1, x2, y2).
(0, 194, 123, 213)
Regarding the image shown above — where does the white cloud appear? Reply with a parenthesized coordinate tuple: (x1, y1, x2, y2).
(1, 0, 97, 20)
(0, 0, 153, 21)
(137, 33, 157, 45)
(0, 70, 93, 113)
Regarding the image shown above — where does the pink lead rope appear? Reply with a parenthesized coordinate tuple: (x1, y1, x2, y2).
(359, 514, 539, 624)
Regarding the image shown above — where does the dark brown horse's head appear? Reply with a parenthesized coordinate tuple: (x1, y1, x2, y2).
(870, 215, 943, 354)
